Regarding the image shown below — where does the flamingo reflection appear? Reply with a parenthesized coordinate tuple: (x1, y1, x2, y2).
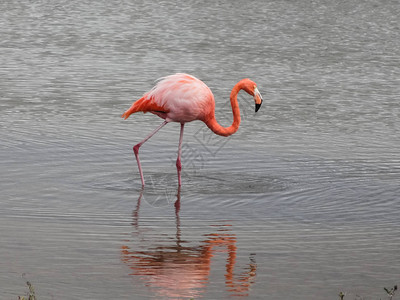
(121, 188, 256, 298)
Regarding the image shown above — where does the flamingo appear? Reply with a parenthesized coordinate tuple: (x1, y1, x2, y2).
(122, 73, 263, 187)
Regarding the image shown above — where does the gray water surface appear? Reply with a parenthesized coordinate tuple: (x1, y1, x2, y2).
(1, 0, 400, 299)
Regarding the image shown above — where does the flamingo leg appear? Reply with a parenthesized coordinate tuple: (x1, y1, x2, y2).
(133, 120, 168, 187)
(176, 123, 184, 186)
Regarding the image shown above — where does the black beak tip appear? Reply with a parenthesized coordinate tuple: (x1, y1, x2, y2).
(255, 102, 262, 112)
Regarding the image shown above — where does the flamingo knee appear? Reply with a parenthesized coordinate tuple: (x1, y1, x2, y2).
(133, 144, 140, 155)
(176, 158, 182, 172)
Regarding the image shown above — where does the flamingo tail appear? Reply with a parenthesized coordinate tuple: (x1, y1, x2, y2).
(121, 96, 167, 120)
(121, 102, 138, 120)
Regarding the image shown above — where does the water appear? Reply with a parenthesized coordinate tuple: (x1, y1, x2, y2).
(1, 0, 399, 299)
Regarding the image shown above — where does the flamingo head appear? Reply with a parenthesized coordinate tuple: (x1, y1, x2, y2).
(240, 79, 263, 112)
(240, 78, 262, 112)
(253, 86, 263, 112)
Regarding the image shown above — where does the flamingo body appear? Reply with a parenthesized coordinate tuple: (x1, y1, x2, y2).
(122, 73, 214, 123)
(122, 73, 263, 187)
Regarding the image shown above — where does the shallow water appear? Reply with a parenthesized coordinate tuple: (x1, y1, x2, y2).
(1, 0, 400, 299)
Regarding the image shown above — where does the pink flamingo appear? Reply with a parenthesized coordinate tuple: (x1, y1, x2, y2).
(122, 73, 263, 187)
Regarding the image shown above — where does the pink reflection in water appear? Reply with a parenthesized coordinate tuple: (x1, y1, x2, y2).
(121, 188, 256, 299)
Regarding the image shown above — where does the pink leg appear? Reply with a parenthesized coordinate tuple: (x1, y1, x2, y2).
(176, 123, 184, 186)
(174, 186, 181, 216)
(133, 120, 168, 187)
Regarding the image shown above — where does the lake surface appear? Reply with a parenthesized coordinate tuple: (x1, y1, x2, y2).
(1, 0, 399, 299)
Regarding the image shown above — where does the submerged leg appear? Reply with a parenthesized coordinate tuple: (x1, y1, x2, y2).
(176, 123, 184, 186)
(133, 120, 168, 187)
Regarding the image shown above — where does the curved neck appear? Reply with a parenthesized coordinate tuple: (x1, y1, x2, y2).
(205, 82, 243, 137)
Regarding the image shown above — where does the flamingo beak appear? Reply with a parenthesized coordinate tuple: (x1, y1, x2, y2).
(254, 87, 263, 112)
